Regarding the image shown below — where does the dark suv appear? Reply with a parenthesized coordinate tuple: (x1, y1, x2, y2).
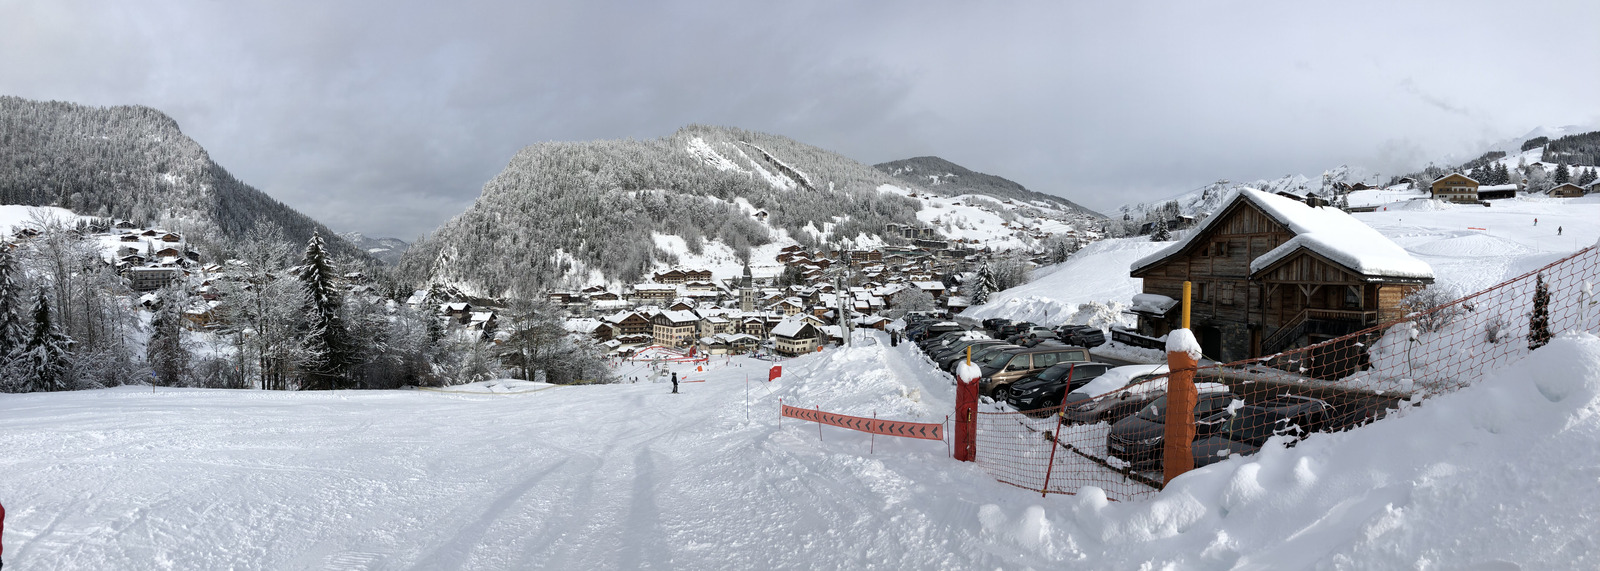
(1054, 325, 1106, 348)
(1004, 362, 1112, 414)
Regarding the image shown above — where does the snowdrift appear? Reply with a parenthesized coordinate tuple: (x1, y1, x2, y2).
(960, 237, 1168, 327)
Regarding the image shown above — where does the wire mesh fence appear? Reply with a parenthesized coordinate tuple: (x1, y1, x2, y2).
(975, 244, 1600, 501)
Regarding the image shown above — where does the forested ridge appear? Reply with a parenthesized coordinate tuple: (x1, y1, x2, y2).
(0, 96, 364, 260)
(399, 124, 930, 296)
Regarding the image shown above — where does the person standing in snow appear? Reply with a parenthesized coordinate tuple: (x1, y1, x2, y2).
(1557, 226, 1562, 236)
(671, 372, 679, 394)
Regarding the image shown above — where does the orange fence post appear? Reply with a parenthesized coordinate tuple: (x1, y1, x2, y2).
(1163, 329, 1199, 488)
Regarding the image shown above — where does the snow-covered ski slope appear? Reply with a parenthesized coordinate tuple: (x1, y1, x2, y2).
(5, 330, 1600, 568)
(964, 194, 1600, 328)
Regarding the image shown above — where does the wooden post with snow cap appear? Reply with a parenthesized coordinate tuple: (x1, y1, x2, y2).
(1163, 281, 1200, 487)
(953, 346, 981, 462)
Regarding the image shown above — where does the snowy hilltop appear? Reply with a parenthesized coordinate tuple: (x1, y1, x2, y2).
(0, 96, 366, 260)
(398, 125, 1096, 297)
(875, 155, 1104, 218)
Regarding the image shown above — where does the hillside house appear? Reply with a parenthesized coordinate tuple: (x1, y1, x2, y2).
(653, 269, 687, 284)
(127, 266, 181, 292)
(632, 284, 676, 303)
(1430, 173, 1479, 204)
(1129, 189, 1433, 370)
(1549, 182, 1586, 198)
(607, 311, 653, 338)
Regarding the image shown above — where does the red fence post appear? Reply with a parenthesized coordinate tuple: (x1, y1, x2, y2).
(954, 359, 980, 462)
(1040, 403, 1066, 497)
(1163, 329, 1200, 488)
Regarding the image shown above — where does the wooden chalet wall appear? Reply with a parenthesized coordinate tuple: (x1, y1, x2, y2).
(1133, 200, 1293, 361)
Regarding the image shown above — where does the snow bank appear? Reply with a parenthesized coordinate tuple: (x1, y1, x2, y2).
(961, 237, 1168, 326)
(1072, 332, 1600, 568)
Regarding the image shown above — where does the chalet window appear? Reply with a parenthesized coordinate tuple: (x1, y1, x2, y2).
(1199, 282, 1211, 302)
(1344, 287, 1360, 309)
(1221, 282, 1235, 305)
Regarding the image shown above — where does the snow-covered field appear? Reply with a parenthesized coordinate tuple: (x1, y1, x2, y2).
(5, 330, 1600, 569)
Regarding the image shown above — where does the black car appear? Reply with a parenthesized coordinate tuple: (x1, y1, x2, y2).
(1054, 325, 1107, 348)
(1110, 394, 1333, 471)
(996, 321, 1035, 338)
(1104, 388, 1241, 471)
(981, 318, 1013, 332)
(937, 340, 1009, 370)
(933, 338, 1003, 363)
(1005, 362, 1112, 414)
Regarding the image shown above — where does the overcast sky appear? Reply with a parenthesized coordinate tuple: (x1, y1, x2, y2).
(3, 1, 1597, 238)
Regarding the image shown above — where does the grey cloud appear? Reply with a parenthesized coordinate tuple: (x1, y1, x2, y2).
(2, 0, 1598, 236)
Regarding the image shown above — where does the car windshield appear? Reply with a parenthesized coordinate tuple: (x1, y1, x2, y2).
(1225, 412, 1285, 445)
(974, 349, 1014, 366)
(1136, 395, 1168, 421)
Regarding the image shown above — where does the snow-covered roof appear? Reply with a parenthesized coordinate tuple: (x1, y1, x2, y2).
(1478, 184, 1517, 192)
(1132, 189, 1434, 280)
(657, 310, 699, 325)
(771, 318, 816, 339)
(1130, 293, 1177, 315)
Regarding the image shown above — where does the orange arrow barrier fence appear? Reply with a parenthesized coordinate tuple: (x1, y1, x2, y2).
(781, 404, 944, 440)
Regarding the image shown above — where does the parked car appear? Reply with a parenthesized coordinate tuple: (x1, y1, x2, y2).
(951, 343, 1026, 376)
(937, 340, 1008, 370)
(919, 330, 973, 353)
(996, 321, 1035, 338)
(1103, 384, 1239, 471)
(981, 318, 1013, 332)
(915, 321, 965, 343)
(979, 345, 1091, 400)
(933, 338, 1003, 364)
(1189, 396, 1333, 468)
(1004, 362, 1113, 414)
(1054, 325, 1107, 348)
(1058, 364, 1172, 425)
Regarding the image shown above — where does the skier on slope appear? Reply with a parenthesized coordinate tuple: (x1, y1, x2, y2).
(671, 372, 679, 394)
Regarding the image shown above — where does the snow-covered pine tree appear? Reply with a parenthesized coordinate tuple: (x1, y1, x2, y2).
(146, 285, 190, 386)
(0, 248, 28, 358)
(1578, 168, 1597, 187)
(1553, 162, 1571, 184)
(1494, 162, 1510, 185)
(1528, 273, 1552, 350)
(11, 287, 75, 392)
(295, 232, 354, 390)
(1151, 219, 1172, 241)
(971, 264, 996, 305)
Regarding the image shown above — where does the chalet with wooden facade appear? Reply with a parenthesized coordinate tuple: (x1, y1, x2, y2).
(771, 318, 821, 356)
(1130, 189, 1434, 366)
(1429, 173, 1480, 204)
(1548, 182, 1586, 198)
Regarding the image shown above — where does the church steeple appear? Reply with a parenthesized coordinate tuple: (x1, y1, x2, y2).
(739, 260, 755, 313)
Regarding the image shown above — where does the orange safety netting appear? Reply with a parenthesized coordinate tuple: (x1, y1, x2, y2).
(975, 245, 1600, 501)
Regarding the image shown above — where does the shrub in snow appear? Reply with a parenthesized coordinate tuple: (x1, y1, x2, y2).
(1529, 273, 1552, 350)
(1484, 314, 1508, 344)
(1400, 284, 1466, 333)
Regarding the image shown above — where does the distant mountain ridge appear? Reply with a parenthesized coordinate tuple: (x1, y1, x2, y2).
(0, 95, 364, 260)
(340, 233, 410, 266)
(874, 156, 1103, 217)
(398, 124, 928, 297)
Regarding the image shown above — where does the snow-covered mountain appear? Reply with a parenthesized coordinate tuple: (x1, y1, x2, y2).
(398, 125, 1093, 297)
(340, 232, 409, 266)
(874, 156, 1103, 218)
(0, 96, 365, 260)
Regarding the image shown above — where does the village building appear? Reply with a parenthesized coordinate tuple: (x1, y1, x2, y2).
(651, 310, 700, 347)
(127, 266, 181, 292)
(1129, 189, 1434, 370)
(771, 318, 821, 356)
(1429, 173, 1480, 204)
(606, 311, 653, 338)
